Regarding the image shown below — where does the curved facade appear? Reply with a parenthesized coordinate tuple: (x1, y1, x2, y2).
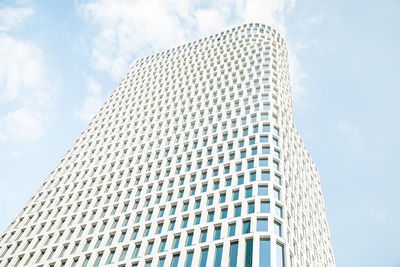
(0, 23, 335, 267)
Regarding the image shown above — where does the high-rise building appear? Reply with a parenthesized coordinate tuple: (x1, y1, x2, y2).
(0, 23, 335, 267)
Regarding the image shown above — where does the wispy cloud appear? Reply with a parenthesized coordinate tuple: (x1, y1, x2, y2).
(74, 75, 105, 122)
(77, 0, 294, 79)
(1, 108, 44, 141)
(0, 6, 52, 143)
(0, 6, 34, 31)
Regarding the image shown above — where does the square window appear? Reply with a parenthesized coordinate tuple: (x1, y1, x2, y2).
(257, 219, 268, 232)
(260, 159, 268, 166)
(261, 171, 270, 181)
(261, 201, 270, 213)
(258, 186, 268, 196)
(245, 187, 252, 198)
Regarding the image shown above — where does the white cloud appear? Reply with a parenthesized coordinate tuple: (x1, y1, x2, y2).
(77, 0, 296, 79)
(1, 108, 43, 142)
(194, 9, 229, 36)
(74, 76, 104, 122)
(0, 34, 48, 102)
(0, 6, 52, 143)
(77, 0, 324, 112)
(0, 6, 34, 31)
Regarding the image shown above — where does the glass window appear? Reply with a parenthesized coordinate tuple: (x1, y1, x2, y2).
(243, 221, 251, 234)
(169, 220, 175, 231)
(173, 236, 180, 249)
(220, 193, 226, 203)
(182, 218, 188, 228)
(214, 245, 223, 267)
(275, 174, 282, 185)
(132, 245, 140, 258)
(195, 199, 201, 209)
(208, 211, 214, 222)
(260, 159, 268, 166)
(274, 221, 282, 237)
(276, 243, 285, 267)
(238, 175, 244, 185)
(245, 239, 253, 267)
(233, 190, 239, 201)
(229, 224, 236, 237)
(157, 224, 163, 234)
(158, 258, 165, 267)
(263, 125, 270, 132)
(214, 227, 221, 240)
(274, 127, 280, 136)
(248, 202, 255, 214)
(261, 171, 270, 181)
(159, 239, 166, 252)
(185, 251, 193, 267)
(245, 187, 252, 198)
(258, 185, 268, 196)
(235, 205, 241, 217)
(248, 160, 254, 169)
(250, 172, 256, 182)
(120, 247, 128, 261)
(146, 242, 153, 255)
(261, 201, 270, 213)
(221, 208, 228, 219)
(229, 242, 239, 267)
(275, 205, 283, 218)
(186, 233, 193, 246)
(273, 160, 279, 170)
(200, 230, 207, 242)
(257, 218, 268, 232)
(274, 188, 281, 200)
(260, 136, 268, 143)
(96, 254, 103, 266)
(260, 239, 271, 267)
(199, 248, 209, 267)
(171, 255, 180, 267)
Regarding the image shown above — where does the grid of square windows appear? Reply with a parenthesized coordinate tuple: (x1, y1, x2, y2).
(0, 23, 334, 267)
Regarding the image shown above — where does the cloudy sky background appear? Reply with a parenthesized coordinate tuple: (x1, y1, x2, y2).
(1, 0, 399, 266)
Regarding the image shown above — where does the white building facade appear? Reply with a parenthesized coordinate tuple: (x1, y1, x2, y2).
(0, 23, 335, 267)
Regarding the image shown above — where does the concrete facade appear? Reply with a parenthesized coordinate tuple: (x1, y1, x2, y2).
(0, 23, 335, 267)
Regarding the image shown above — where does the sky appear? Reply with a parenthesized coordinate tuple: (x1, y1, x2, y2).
(0, 0, 399, 266)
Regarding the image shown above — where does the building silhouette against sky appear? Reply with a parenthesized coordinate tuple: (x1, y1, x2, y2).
(0, 23, 335, 267)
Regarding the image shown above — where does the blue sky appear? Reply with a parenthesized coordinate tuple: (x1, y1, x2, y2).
(0, 0, 399, 266)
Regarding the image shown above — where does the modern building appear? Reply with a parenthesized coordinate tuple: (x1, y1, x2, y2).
(0, 23, 335, 267)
